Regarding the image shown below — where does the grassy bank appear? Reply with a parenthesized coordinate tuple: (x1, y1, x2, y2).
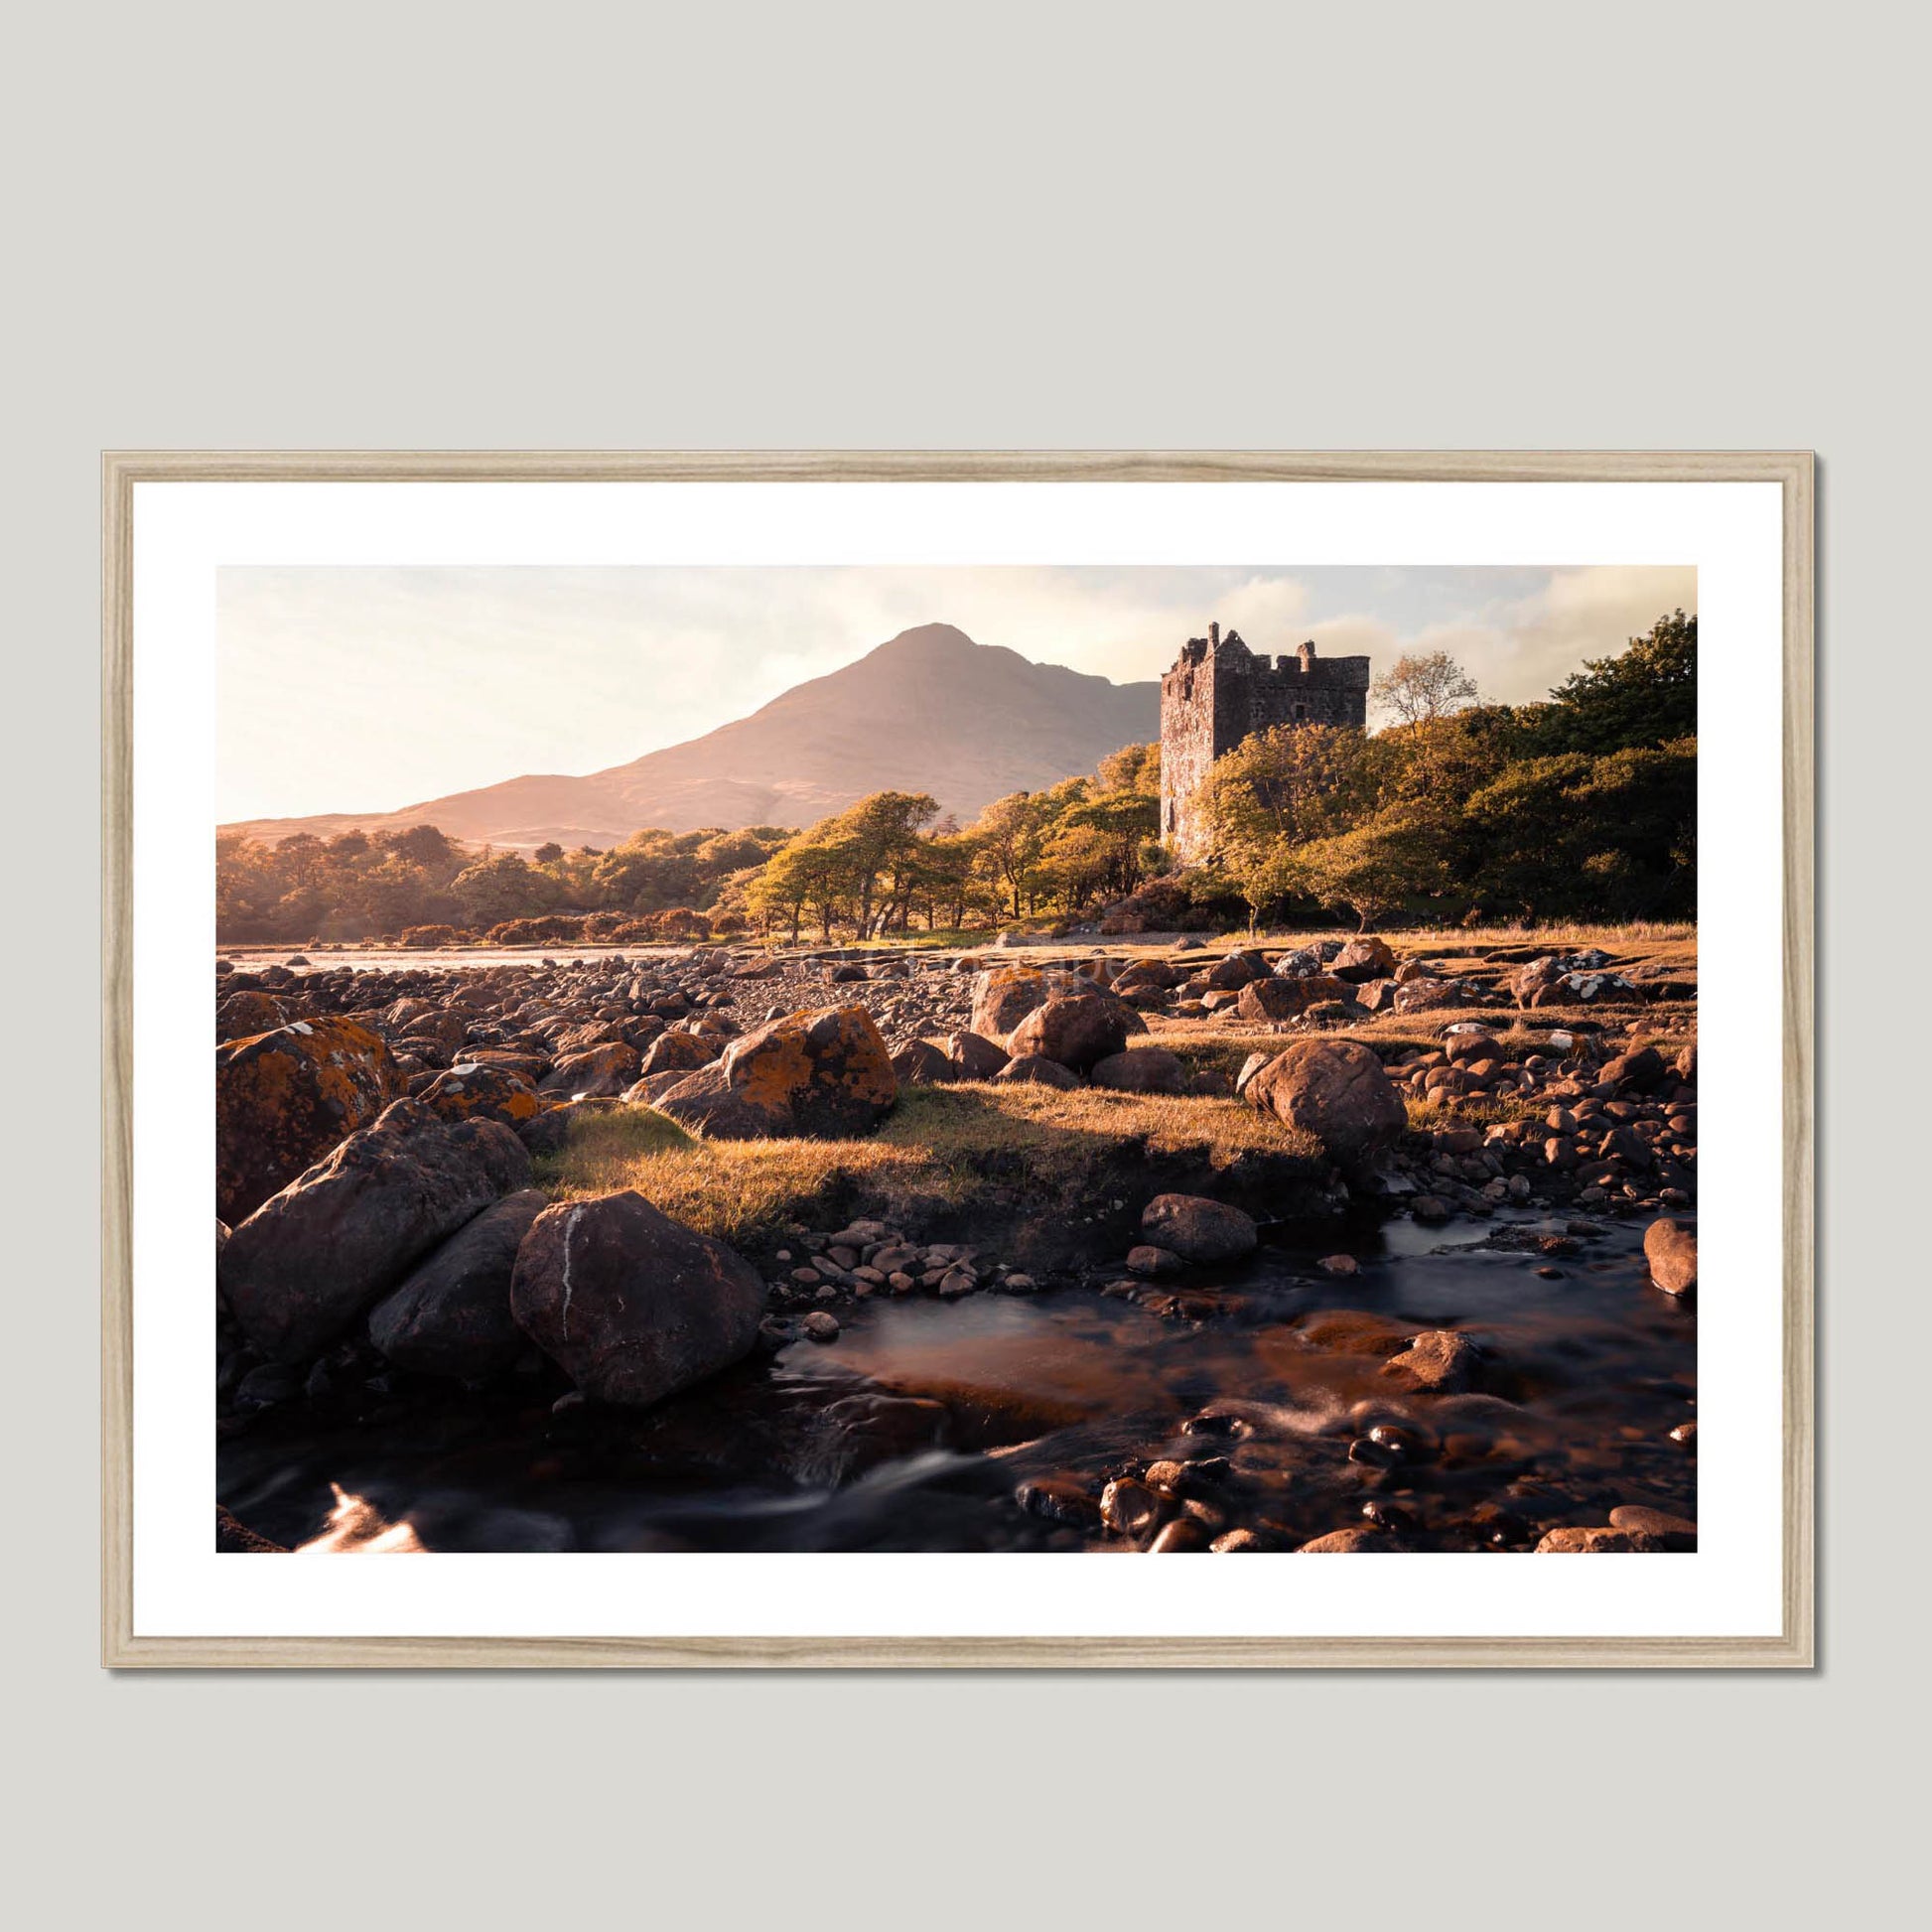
(537, 1081, 1324, 1255)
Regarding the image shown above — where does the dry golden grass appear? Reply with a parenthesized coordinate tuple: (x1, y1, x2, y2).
(538, 1080, 1318, 1249)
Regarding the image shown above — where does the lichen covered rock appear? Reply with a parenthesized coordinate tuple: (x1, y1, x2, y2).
(215, 1017, 404, 1224)
(416, 1061, 544, 1129)
(653, 1004, 897, 1140)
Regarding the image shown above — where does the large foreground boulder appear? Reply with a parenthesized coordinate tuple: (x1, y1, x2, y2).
(1244, 1038, 1407, 1171)
(654, 1004, 897, 1140)
(366, 1188, 548, 1379)
(510, 1190, 765, 1406)
(216, 1018, 404, 1224)
(220, 1098, 532, 1362)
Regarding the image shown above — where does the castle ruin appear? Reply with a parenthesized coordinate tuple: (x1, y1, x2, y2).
(1159, 622, 1371, 865)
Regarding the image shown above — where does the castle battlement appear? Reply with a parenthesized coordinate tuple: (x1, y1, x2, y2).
(1159, 622, 1370, 863)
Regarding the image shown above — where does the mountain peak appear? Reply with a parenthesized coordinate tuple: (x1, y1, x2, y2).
(869, 621, 984, 657)
(221, 624, 1160, 851)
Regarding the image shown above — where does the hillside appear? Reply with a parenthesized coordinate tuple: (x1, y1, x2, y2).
(224, 623, 1160, 850)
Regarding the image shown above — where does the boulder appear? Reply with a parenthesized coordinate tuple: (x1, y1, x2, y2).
(514, 1096, 612, 1159)
(635, 1029, 717, 1078)
(653, 1004, 897, 1140)
(215, 1017, 405, 1224)
(509, 1190, 764, 1406)
(968, 966, 1088, 1041)
(1392, 976, 1463, 1014)
(366, 1188, 548, 1379)
(1089, 1046, 1188, 1094)
(216, 989, 289, 1040)
(944, 1031, 1011, 1080)
(220, 1098, 532, 1362)
(1330, 935, 1397, 982)
(1235, 974, 1346, 1023)
(1140, 1193, 1259, 1264)
(538, 1041, 641, 1098)
(1602, 1044, 1668, 1093)
(1512, 957, 1567, 1005)
(1007, 993, 1137, 1072)
(891, 1038, 958, 1086)
(1203, 950, 1269, 991)
(1643, 1216, 1698, 1295)
(1244, 1038, 1408, 1169)
(994, 1053, 1084, 1089)
(416, 1062, 544, 1129)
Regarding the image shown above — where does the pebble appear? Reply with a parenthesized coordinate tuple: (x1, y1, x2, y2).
(1099, 1478, 1161, 1538)
(800, 1311, 841, 1341)
(1147, 1518, 1208, 1553)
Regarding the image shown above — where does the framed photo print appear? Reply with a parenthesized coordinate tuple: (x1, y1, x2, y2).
(102, 450, 1813, 1666)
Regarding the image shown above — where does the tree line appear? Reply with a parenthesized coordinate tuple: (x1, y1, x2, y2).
(215, 611, 1694, 943)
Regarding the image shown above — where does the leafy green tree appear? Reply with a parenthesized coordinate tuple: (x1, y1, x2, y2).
(1279, 811, 1448, 930)
(1518, 609, 1697, 756)
(451, 851, 557, 926)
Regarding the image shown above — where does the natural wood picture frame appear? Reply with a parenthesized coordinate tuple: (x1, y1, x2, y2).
(101, 449, 1814, 1669)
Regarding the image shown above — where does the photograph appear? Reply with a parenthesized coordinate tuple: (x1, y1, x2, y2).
(207, 558, 1703, 1560)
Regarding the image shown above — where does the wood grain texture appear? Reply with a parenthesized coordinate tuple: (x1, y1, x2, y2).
(100, 449, 1815, 1670)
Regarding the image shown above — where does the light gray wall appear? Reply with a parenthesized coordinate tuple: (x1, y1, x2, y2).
(9, 3, 1914, 1925)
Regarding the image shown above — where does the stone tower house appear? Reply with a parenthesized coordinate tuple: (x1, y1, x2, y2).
(1159, 622, 1371, 864)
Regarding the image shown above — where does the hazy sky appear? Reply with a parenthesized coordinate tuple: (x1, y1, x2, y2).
(217, 564, 1696, 821)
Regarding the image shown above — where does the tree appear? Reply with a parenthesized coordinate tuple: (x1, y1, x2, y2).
(818, 790, 941, 937)
(1520, 609, 1697, 756)
(1278, 811, 1447, 929)
(450, 851, 556, 926)
(1371, 650, 1480, 727)
(1199, 724, 1371, 921)
(970, 790, 1052, 920)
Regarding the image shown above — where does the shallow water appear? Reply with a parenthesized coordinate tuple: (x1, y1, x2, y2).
(219, 1209, 1695, 1553)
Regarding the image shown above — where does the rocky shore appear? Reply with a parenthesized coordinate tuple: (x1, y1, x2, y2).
(214, 931, 1697, 1554)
